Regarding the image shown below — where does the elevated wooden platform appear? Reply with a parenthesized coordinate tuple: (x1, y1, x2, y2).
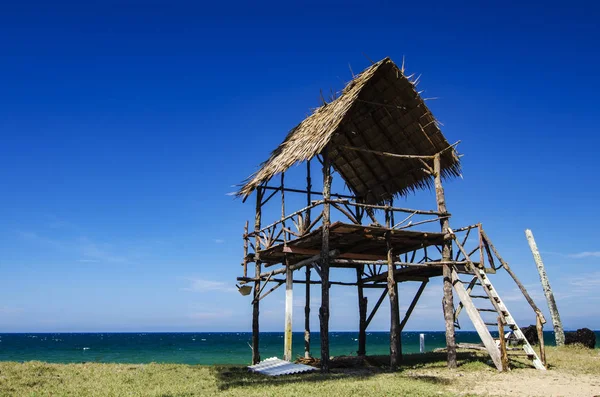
(259, 221, 445, 266)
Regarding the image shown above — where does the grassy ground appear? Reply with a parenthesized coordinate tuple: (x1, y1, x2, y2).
(0, 346, 597, 396)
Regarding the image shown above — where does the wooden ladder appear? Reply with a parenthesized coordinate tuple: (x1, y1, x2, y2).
(451, 234, 546, 371)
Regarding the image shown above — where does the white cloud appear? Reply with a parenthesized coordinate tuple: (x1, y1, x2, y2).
(183, 278, 236, 293)
(568, 272, 600, 289)
(540, 250, 600, 259)
(568, 251, 600, 259)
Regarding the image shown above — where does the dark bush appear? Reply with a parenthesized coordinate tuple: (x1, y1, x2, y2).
(564, 328, 596, 349)
(521, 325, 539, 345)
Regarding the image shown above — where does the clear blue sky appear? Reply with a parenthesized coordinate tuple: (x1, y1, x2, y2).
(1, 1, 599, 332)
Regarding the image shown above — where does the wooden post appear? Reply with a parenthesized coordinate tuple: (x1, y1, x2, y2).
(434, 154, 457, 368)
(536, 314, 546, 366)
(498, 317, 509, 372)
(319, 149, 332, 372)
(252, 187, 263, 364)
(386, 208, 401, 369)
(525, 229, 565, 346)
(304, 265, 311, 359)
(284, 261, 293, 361)
(356, 267, 367, 356)
(304, 160, 312, 359)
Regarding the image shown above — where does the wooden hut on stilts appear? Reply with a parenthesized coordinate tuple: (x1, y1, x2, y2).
(235, 58, 547, 372)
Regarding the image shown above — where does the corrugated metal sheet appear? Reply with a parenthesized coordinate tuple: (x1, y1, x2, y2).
(248, 357, 317, 376)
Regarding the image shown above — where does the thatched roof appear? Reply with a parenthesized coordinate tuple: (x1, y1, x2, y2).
(237, 57, 461, 204)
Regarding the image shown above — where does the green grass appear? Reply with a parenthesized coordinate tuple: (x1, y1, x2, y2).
(0, 346, 596, 397)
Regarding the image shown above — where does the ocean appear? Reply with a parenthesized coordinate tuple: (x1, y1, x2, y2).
(1, 331, 596, 365)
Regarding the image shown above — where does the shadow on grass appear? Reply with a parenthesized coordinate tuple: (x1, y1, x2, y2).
(212, 351, 494, 391)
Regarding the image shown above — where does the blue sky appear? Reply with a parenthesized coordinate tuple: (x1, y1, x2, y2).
(0, 1, 599, 333)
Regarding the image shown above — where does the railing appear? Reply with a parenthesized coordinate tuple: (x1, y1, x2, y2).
(244, 199, 449, 253)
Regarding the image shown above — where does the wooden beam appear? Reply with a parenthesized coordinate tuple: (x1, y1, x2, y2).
(399, 281, 428, 331)
(386, 210, 401, 369)
(304, 159, 312, 359)
(434, 153, 457, 369)
(305, 261, 311, 359)
(261, 185, 356, 200)
(330, 198, 445, 216)
(255, 280, 284, 303)
(252, 187, 263, 365)
(340, 145, 435, 159)
(283, 246, 387, 261)
(259, 250, 339, 278)
(498, 317, 509, 372)
(365, 288, 388, 328)
(319, 148, 331, 373)
(480, 229, 546, 323)
(356, 267, 367, 356)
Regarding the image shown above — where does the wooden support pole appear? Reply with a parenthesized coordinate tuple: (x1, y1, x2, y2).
(536, 314, 546, 366)
(304, 160, 312, 359)
(498, 317, 509, 372)
(434, 154, 457, 368)
(281, 172, 288, 242)
(252, 187, 263, 365)
(304, 265, 311, 359)
(305, 160, 312, 228)
(386, 208, 401, 369)
(366, 288, 388, 328)
(319, 148, 332, 372)
(525, 229, 564, 346)
(284, 261, 293, 361)
(400, 281, 428, 331)
(356, 267, 367, 356)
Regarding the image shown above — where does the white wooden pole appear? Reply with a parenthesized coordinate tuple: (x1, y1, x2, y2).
(284, 265, 293, 360)
(525, 229, 565, 346)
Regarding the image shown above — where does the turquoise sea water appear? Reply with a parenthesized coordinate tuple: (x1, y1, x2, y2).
(0, 331, 597, 365)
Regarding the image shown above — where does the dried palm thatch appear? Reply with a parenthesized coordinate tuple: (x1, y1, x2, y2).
(237, 57, 461, 204)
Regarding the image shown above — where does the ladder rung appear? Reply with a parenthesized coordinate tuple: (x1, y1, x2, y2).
(507, 352, 534, 357)
(484, 321, 514, 327)
(457, 280, 482, 285)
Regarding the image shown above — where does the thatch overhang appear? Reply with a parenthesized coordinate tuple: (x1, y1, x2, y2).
(237, 57, 461, 204)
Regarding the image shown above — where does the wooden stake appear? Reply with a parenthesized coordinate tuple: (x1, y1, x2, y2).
(319, 148, 331, 372)
(386, 208, 401, 369)
(304, 159, 312, 359)
(356, 267, 367, 356)
(305, 264, 311, 359)
(525, 229, 565, 346)
(252, 187, 263, 365)
(284, 260, 293, 361)
(536, 314, 546, 366)
(498, 317, 509, 371)
(434, 154, 457, 369)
